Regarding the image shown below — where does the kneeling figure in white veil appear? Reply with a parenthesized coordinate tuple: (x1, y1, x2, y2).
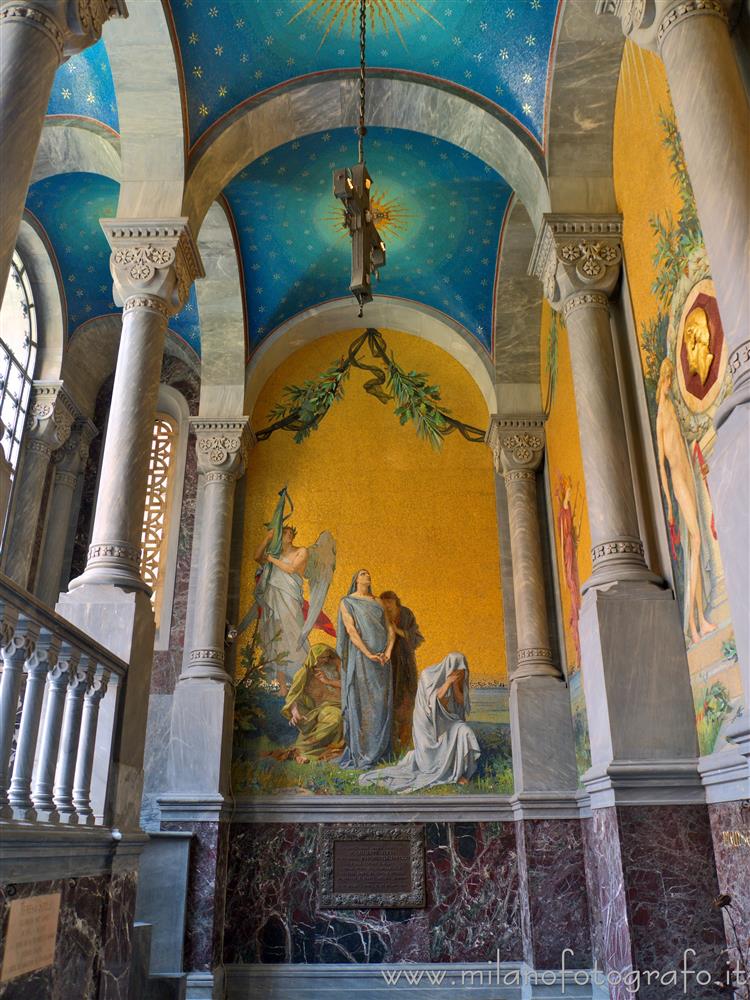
(359, 652, 480, 792)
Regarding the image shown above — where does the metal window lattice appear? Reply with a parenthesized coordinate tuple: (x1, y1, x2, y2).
(140, 414, 177, 626)
(0, 251, 37, 472)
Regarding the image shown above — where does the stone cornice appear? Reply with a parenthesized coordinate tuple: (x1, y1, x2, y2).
(529, 214, 623, 313)
(100, 218, 204, 317)
(486, 414, 545, 474)
(191, 417, 254, 478)
(596, 0, 729, 52)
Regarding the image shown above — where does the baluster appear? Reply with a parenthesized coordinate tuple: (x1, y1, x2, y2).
(32, 642, 80, 823)
(73, 667, 109, 827)
(0, 607, 24, 819)
(54, 654, 94, 824)
(8, 630, 59, 821)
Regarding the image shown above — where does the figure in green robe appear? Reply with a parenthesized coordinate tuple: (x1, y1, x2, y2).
(281, 643, 344, 763)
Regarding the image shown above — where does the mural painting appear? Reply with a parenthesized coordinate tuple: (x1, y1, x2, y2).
(540, 303, 593, 777)
(614, 44, 741, 755)
(231, 329, 512, 796)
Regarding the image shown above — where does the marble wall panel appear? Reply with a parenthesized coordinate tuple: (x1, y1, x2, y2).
(222, 821, 523, 968)
(519, 819, 592, 971)
(708, 800, 750, 971)
(580, 815, 606, 970)
(99, 869, 138, 1000)
(161, 821, 228, 974)
(0, 872, 126, 1000)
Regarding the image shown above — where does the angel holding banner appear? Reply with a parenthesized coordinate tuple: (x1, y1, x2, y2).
(248, 488, 336, 696)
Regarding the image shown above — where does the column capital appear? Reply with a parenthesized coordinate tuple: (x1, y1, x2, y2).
(0, 0, 128, 62)
(101, 218, 204, 318)
(486, 415, 545, 475)
(529, 214, 623, 314)
(24, 380, 79, 457)
(192, 417, 254, 480)
(52, 416, 97, 478)
(595, 0, 730, 53)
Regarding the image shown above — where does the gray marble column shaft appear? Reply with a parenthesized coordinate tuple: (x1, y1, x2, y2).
(31, 646, 78, 821)
(183, 420, 251, 679)
(3, 382, 77, 589)
(36, 418, 96, 605)
(487, 417, 578, 799)
(0, 0, 127, 302)
(165, 419, 251, 805)
(0, 616, 30, 819)
(68, 220, 203, 592)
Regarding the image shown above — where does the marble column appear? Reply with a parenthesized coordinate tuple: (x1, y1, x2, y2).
(0, 0, 127, 303)
(68, 220, 203, 594)
(36, 417, 97, 605)
(2, 381, 77, 589)
(598, 0, 750, 780)
(488, 417, 589, 970)
(487, 416, 578, 794)
(530, 215, 699, 801)
(162, 418, 251, 996)
(531, 216, 729, 997)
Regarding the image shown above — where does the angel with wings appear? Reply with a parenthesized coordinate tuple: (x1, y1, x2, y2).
(250, 489, 336, 696)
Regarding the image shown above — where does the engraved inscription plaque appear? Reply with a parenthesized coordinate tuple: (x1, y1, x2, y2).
(0, 892, 61, 983)
(319, 823, 425, 908)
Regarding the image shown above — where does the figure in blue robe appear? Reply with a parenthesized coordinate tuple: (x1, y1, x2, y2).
(337, 569, 395, 769)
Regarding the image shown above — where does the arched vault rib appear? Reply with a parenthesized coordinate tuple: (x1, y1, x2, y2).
(185, 76, 550, 237)
(245, 297, 497, 421)
(31, 120, 121, 186)
(102, 0, 185, 218)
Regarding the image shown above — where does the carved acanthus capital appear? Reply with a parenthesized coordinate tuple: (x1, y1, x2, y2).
(529, 215, 623, 313)
(53, 417, 97, 477)
(486, 415, 545, 474)
(25, 631, 61, 675)
(192, 417, 254, 479)
(595, 0, 729, 52)
(101, 218, 204, 318)
(24, 381, 78, 456)
(0, 1, 127, 62)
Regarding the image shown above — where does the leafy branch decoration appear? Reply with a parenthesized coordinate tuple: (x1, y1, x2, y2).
(256, 328, 486, 447)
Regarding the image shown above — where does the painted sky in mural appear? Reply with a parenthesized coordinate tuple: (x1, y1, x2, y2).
(170, 0, 559, 149)
(223, 126, 511, 353)
(25, 172, 201, 354)
(46, 38, 119, 132)
(614, 44, 739, 757)
(232, 328, 511, 796)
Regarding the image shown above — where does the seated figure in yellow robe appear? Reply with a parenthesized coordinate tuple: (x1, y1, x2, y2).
(281, 643, 344, 763)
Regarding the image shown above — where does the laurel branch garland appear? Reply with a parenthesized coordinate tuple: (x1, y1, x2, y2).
(255, 328, 485, 448)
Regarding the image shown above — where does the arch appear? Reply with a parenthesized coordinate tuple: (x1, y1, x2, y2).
(493, 195, 544, 397)
(545, 0, 625, 213)
(16, 215, 66, 383)
(102, 1, 185, 218)
(31, 120, 121, 186)
(61, 313, 121, 417)
(195, 199, 245, 418)
(245, 296, 497, 419)
(184, 76, 550, 236)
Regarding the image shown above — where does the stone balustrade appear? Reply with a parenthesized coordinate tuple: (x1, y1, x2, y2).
(0, 571, 127, 827)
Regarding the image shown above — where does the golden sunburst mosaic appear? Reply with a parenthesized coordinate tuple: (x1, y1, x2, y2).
(289, 0, 442, 50)
(323, 188, 413, 241)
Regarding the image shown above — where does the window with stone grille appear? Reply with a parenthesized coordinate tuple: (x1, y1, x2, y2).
(140, 414, 178, 627)
(0, 251, 37, 472)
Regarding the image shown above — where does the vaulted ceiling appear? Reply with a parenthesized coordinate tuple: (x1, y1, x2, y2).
(25, 0, 565, 368)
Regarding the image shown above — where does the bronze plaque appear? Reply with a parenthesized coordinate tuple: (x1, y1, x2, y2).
(320, 824, 425, 908)
(0, 892, 61, 983)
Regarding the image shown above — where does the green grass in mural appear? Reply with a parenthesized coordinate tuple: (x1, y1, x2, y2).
(693, 681, 732, 756)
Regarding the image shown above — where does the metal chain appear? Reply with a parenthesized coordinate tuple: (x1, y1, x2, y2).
(358, 0, 366, 163)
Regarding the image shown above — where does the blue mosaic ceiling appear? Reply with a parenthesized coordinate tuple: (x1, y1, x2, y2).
(169, 0, 560, 150)
(24, 173, 200, 354)
(46, 38, 119, 133)
(223, 126, 512, 354)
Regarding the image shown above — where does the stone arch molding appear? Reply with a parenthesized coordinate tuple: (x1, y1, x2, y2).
(245, 296, 498, 420)
(185, 76, 551, 236)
